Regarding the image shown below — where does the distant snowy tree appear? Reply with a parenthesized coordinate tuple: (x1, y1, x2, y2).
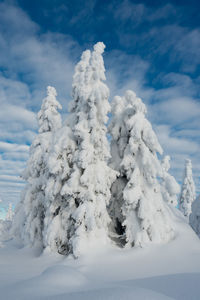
(61, 42, 117, 257)
(179, 159, 196, 218)
(43, 124, 76, 254)
(109, 90, 174, 248)
(5, 203, 14, 221)
(161, 156, 180, 207)
(190, 195, 200, 237)
(13, 86, 62, 249)
(0, 201, 13, 244)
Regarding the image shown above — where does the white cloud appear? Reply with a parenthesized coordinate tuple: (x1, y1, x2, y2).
(151, 97, 200, 125)
(114, 1, 176, 24)
(155, 125, 199, 154)
(0, 2, 81, 206)
(0, 175, 24, 183)
(105, 50, 151, 99)
(114, 1, 145, 24)
(0, 142, 29, 153)
(0, 104, 36, 128)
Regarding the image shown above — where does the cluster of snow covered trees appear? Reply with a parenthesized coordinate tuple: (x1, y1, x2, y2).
(12, 42, 199, 257)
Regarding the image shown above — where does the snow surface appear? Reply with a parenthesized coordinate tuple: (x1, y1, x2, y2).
(1, 207, 200, 299)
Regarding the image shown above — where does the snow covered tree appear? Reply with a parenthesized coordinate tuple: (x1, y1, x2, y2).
(43, 123, 76, 254)
(60, 42, 117, 257)
(161, 156, 180, 207)
(13, 86, 62, 249)
(109, 95, 128, 235)
(179, 159, 196, 218)
(109, 90, 174, 248)
(190, 195, 200, 237)
(5, 203, 14, 221)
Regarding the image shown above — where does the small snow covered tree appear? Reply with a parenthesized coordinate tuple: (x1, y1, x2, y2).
(109, 90, 174, 248)
(13, 86, 62, 248)
(179, 159, 196, 218)
(5, 203, 14, 221)
(161, 156, 180, 207)
(190, 195, 200, 237)
(60, 42, 117, 257)
(43, 123, 76, 254)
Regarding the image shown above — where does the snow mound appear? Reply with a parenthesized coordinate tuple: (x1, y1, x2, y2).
(1, 208, 200, 299)
(40, 265, 88, 287)
(55, 285, 174, 300)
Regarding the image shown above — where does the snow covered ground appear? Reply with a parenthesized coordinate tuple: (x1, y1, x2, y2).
(0, 208, 200, 300)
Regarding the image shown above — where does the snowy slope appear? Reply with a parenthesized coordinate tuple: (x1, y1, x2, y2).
(0, 207, 200, 299)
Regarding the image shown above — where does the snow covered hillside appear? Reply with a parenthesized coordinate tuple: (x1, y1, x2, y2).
(1, 207, 200, 300)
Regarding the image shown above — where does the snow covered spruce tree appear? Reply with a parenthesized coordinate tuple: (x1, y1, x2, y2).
(6, 203, 14, 221)
(109, 90, 174, 248)
(13, 86, 62, 249)
(60, 42, 117, 257)
(161, 156, 180, 207)
(43, 123, 76, 254)
(179, 159, 196, 218)
(190, 195, 200, 237)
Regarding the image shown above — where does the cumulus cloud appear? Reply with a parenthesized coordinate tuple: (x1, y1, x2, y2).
(151, 97, 200, 125)
(0, 1, 81, 206)
(0, 142, 29, 153)
(105, 50, 150, 99)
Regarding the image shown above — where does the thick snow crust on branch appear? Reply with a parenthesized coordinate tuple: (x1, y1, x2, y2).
(109, 90, 174, 247)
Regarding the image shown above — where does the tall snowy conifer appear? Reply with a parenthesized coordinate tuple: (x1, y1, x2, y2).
(13, 86, 62, 248)
(61, 42, 117, 257)
(43, 123, 76, 254)
(161, 156, 180, 207)
(190, 195, 200, 237)
(179, 159, 196, 218)
(109, 90, 174, 247)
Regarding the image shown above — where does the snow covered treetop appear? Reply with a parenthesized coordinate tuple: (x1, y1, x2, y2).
(47, 86, 57, 97)
(72, 42, 106, 99)
(81, 50, 91, 64)
(93, 42, 105, 54)
(38, 86, 62, 133)
(125, 90, 147, 115)
(70, 42, 110, 127)
(110, 89, 162, 156)
(90, 42, 107, 84)
(185, 159, 193, 177)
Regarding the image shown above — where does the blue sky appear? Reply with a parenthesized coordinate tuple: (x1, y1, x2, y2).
(0, 0, 200, 215)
